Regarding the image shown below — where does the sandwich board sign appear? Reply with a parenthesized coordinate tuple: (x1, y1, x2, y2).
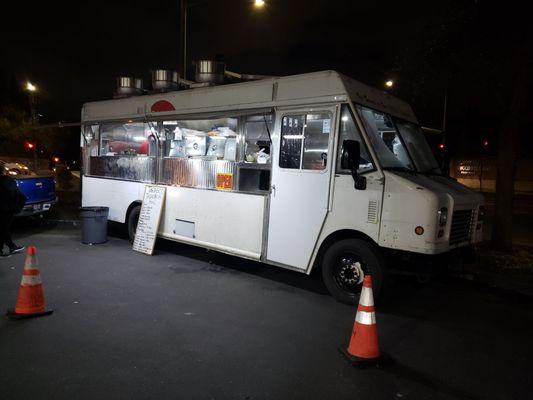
(132, 185, 166, 255)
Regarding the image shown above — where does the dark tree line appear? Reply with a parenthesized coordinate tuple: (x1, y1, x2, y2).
(389, 1, 532, 251)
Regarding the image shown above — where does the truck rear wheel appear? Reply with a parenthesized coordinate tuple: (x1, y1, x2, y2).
(321, 238, 386, 305)
(127, 205, 141, 243)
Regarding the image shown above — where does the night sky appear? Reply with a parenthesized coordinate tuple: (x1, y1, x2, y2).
(1, 0, 531, 158)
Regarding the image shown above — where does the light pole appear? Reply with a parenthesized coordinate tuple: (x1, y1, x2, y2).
(180, 0, 266, 79)
(25, 81, 38, 124)
(442, 88, 448, 138)
(24, 81, 39, 171)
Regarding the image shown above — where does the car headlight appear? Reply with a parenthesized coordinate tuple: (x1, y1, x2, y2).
(437, 207, 448, 226)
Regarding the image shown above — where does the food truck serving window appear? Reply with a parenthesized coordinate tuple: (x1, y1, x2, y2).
(83, 125, 100, 157)
(244, 115, 273, 163)
(280, 113, 331, 170)
(100, 122, 155, 156)
(162, 117, 238, 161)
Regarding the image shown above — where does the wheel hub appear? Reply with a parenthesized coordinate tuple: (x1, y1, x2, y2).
(338, 258, 364, 286)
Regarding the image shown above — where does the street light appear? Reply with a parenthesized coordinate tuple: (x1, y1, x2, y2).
(254, 0, 265, 8)
(26, 82, 37, 92)
(385, 80, 394, 89)
(24, 81, 39, 124)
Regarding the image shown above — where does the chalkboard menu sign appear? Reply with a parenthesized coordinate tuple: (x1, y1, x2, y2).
(132, 185, 166, 255)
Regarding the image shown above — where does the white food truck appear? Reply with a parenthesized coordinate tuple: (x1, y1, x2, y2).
(81, 70, 484, 304)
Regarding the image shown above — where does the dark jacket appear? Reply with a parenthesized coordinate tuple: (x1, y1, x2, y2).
(0, 175, 27, 214)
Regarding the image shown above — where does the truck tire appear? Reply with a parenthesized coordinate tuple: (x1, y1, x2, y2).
(127, 205, 141, 243)
(321, 238, 386, 305)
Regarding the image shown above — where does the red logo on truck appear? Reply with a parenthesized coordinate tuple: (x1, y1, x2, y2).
(151, 100, 175, 112)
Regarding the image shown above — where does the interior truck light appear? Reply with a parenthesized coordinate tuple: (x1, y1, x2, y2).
(438, 207, 448, 226)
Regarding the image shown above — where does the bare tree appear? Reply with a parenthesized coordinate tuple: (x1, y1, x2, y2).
(491, 49, 532, 251)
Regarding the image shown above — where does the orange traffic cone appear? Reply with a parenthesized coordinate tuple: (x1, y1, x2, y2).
(6, 246, 53, 320)
(340, 275, 381, 367)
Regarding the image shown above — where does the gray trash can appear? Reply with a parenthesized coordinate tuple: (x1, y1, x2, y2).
(80, 206, 109, 244)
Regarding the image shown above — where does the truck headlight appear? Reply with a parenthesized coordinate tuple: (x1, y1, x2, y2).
(437, 207, 448, 226)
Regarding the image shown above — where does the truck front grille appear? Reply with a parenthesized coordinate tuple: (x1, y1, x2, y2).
(449, 209, 474, 245)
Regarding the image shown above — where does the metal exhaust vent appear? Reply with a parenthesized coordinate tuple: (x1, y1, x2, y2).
(115, 77, 144, 97)
(151, 69, 179, 92)
(195, 60, 225, 85)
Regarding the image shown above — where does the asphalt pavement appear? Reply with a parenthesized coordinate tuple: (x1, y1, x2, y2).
(1, 222, 532, 400)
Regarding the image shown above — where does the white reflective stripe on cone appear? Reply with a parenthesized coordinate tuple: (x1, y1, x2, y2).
(21, 275, 42, 286)
(24, 260, 38, 270)
(359, 286, 374, 307)
(355, 310, 376, 325)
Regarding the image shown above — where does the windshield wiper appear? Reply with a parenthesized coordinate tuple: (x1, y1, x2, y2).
(419, 167, 445, 176)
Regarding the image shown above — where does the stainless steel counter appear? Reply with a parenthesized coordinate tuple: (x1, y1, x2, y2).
(235, 162, 271, 170)
(160, 158, 236, 189)
(88, 156, 271, 193)
(89, 156, 156, 183)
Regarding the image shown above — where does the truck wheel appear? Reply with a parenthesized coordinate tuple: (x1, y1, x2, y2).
(127, 205, 141, 243)
(321, 238, 386, 305)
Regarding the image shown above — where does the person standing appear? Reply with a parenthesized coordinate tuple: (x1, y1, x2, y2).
(0, 168, 26, 257)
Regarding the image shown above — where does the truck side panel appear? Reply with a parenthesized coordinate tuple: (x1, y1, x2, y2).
(82, 176, 266, 259)
(82, 176, 142, 223)
(159, 186, 266, 259)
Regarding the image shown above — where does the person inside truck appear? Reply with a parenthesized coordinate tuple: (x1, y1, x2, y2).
(0, 167, 26, 257)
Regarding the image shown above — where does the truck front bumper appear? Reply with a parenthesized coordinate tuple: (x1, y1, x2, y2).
(385, 245, 478, 275)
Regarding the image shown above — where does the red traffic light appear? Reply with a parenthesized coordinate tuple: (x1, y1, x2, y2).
(483, 140, 489, 147)
(53, 156, 60, 163)
(438, 143, 445, 150)
(25, 141, 35, 150)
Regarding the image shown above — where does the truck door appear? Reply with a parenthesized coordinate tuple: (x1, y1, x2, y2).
(266, 106, 337, 270)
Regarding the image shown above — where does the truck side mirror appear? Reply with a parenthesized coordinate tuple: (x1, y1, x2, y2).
(341, 140, 366, 190)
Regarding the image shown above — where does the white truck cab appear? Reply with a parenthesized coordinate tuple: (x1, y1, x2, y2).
(81, 70, 484, 304)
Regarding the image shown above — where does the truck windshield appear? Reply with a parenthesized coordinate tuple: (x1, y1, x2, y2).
(357, 105, 441, 174)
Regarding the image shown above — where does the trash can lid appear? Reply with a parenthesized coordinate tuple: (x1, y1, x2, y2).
(80, 206, 109, 212)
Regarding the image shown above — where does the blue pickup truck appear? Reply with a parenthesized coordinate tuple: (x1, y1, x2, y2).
(15, 175, 57, 216)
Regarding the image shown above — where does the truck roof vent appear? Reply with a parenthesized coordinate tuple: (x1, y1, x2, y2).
(195, 60, 225, 85)
(115, 77, 144, 97)
(151, 69, 179, 92)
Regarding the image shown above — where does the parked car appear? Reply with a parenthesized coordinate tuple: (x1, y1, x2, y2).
(14, 174, 57, 216)
(0, 159, 31, 175)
